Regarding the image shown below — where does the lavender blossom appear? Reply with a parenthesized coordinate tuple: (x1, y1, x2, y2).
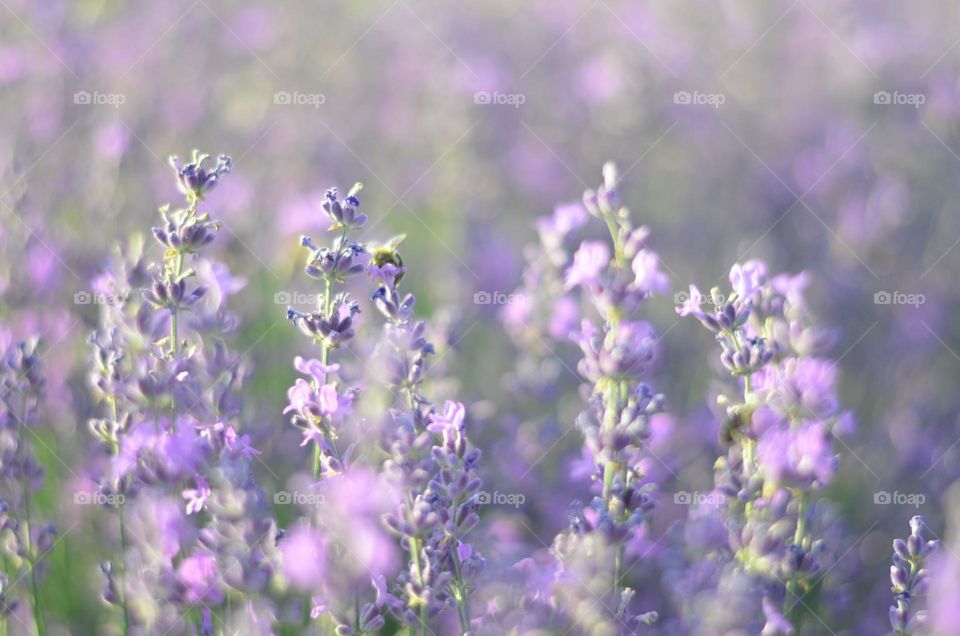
(368, 229, 483, 635)
(889, 516, 938, 635)
(0, 335, 52, 636)
(284, 184, 367, 478)
(677, 260, 852, 633)
(87, 150, 275, 634)
(545, 163, 666, 634)
(280, 184, 416, 635)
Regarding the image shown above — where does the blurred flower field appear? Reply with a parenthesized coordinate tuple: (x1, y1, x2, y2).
(1, 0, 960, 634)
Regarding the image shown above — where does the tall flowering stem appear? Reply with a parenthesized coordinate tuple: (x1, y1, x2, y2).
(889, 515, 938, 635)
(89, 150, 274, 634)
(0, 336, 52, 636)
(677, 260, 850, 633)
(370, 235, 484, 633)
(550, 163, 667, 633)
(285, 185, 366, 478)
(281, 185, 375, 634)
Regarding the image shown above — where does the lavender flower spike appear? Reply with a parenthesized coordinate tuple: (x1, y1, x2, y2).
(370, 230, 483, 635)
(890, 516, 939, 635)
(549, 162, 666, 634)
(0, 335, 52, 636)
(285, 184, 368, 477)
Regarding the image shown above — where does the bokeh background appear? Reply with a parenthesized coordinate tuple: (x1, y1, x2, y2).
(1, 0, 960, 632)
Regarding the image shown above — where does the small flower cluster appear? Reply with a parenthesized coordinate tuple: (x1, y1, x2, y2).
(87, 151, 275, 634)
(677, 260, 852, 633)
(890, 515, 938, 635)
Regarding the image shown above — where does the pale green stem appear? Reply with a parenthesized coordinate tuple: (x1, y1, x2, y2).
(409, 537, 428, 636)
(785, 491, 809, 625)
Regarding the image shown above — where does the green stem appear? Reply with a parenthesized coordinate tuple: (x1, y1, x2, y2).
(450, 543, 471, 633)
(602, 215, 625, 267)
(170, 252, 184, 356)
(119, 506, 131, 636)
(600, 380, 630, 598)
(741, 361, 756, 489)
(784, 491, 809, 626)
(600, 382, 618, 505)
(109, 396, 131, 636)
(169, 251, 184, 433)
(312, 278, 333, 479)
(23, 489, 44, 636)
(793, 491, 808, 545)
(409, 537, 428, 636)
(354, 591, 361, 632)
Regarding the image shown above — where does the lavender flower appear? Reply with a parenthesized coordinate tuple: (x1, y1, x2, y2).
(87, 150, 275, 634)
(371, 238, 483, 634)
(543, 163, 666, 634)
(284, 184, 367, 477)
(889, 516, 938, 635)
(280, 184, 430, 635)
(677, 260, 852, 633)
(0, 335, 51, 636)
(168, 151, 232, 202)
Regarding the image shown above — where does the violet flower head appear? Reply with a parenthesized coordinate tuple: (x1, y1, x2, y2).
(321, 184, 368, 230)
(889, 515, 938, 635)
(168, 150, 231, 201)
